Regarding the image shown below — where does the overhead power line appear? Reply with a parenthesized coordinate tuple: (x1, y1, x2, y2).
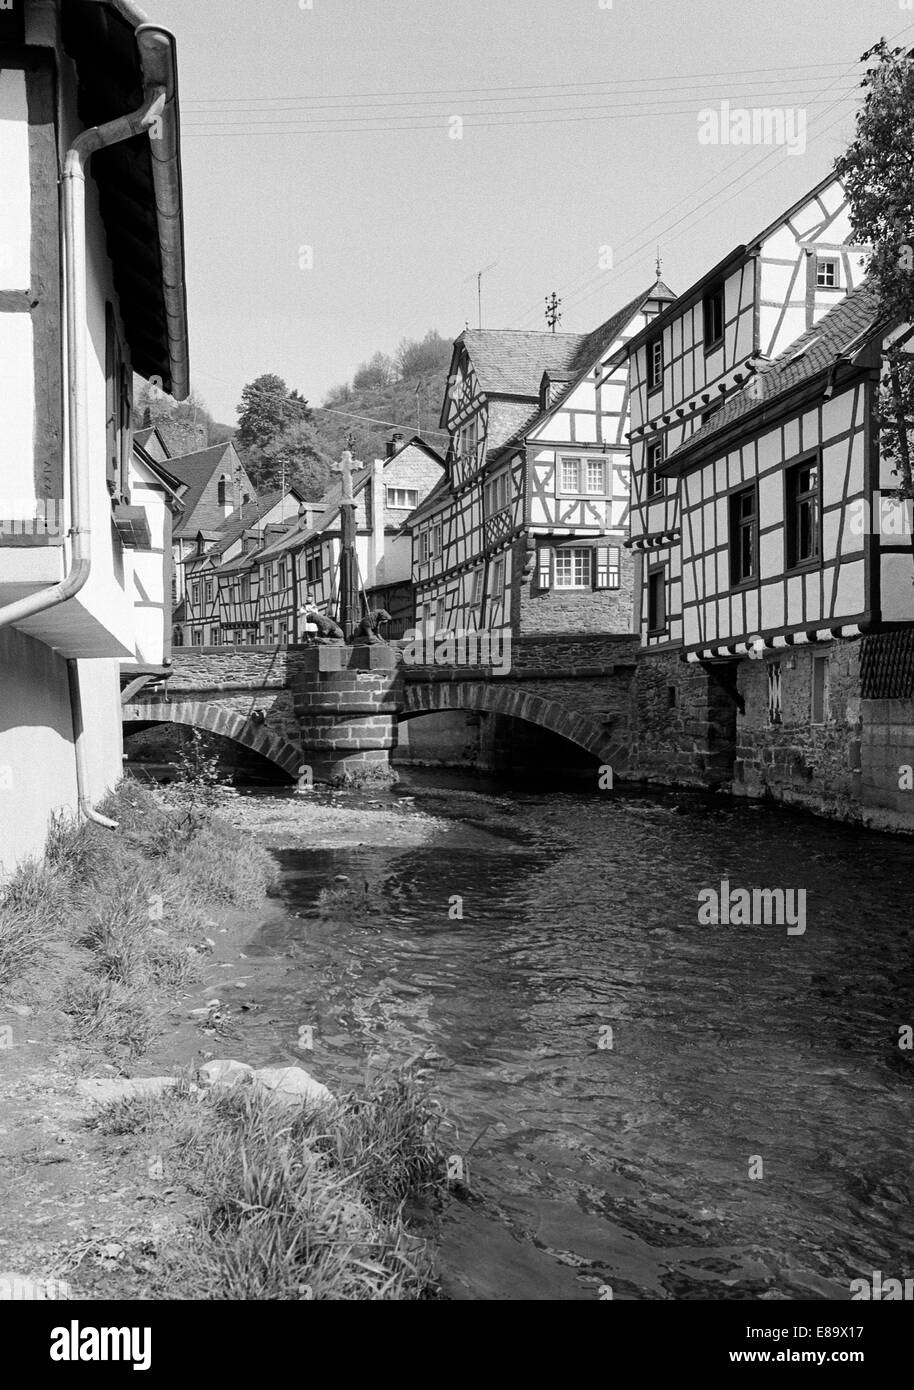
(182, 61, 849, 106)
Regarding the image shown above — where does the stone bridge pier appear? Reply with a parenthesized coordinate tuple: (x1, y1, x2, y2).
(292, 644, 403, 784)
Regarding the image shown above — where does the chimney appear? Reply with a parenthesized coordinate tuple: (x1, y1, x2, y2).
(387, 431, 405, 458)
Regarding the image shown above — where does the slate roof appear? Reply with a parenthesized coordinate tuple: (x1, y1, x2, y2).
(459, 281, 677, 400)
(168, 442, 246, 538)
(480, 282, 677, 461)
(664, 284, 884, 472)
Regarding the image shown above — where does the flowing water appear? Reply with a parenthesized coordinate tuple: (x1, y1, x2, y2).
(236, 776, 914, 1300)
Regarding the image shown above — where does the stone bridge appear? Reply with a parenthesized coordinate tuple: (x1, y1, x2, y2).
(122, 635, 640, 784)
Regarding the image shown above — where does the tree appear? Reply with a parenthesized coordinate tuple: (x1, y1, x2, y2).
(835, 40, 914, 501)
(353, 351, 394, 391)
(244, 419, 333, 499)
(395, 330, 451, 382)
(236, 374, 311, 453)
(133, 380, 213, 455)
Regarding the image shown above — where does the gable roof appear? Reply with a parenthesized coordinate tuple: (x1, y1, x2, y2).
(484, 281, 677, 460)
(662, 283, 884, 473)
(453, 281, 677, 421)
(167, 442, 249, 537)
(624, 172, 851, 359)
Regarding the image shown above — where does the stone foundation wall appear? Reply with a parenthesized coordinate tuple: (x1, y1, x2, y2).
(859, 697, 914, 833)
(626, 649, 736, 787)
(732, 641, 863, 822)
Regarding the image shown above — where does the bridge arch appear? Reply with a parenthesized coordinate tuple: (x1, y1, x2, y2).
(400, 681, 624, 767)
(122, 700, 302, 780)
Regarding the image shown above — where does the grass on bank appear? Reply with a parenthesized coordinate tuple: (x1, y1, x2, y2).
(90, 1071, 446, 1300)
(0, 777, 277, 1058)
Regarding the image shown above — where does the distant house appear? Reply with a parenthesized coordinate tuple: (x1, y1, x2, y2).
(407, 282, 675, 641)
(180, 487, 309, 647)
(0, 0, 189, 878)
(250, 434, 443, 643)
(166, 441, 257, 613)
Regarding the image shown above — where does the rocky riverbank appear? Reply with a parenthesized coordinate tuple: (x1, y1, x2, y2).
(0, 779, 447, 1301)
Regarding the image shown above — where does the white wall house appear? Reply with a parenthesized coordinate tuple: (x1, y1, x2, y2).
(0, 0, 189, 878)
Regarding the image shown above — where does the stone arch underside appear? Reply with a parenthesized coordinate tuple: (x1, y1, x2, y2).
(399, 682, 626, 767)
(122, 701, 302, 779)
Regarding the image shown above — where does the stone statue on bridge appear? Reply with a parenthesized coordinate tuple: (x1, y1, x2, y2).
(299, 603, 344, 644)
(353, 608, 392, 645)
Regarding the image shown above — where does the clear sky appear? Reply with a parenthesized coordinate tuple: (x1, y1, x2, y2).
(148, 0, 914, 427)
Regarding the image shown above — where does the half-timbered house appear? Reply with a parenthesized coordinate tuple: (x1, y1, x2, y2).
(0, 0, 189, 876)
(644, 279, 914, 826)
(251, 435, 443, 643)
(179, 488, 308, 646)
(408, 281, 675, 639)
(167, 440, 257, 613)
(624, 173, 869, 651)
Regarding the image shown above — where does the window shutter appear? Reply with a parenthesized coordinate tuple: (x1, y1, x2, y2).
(595, 544, 609, 590)
(537, 545, 553, 590)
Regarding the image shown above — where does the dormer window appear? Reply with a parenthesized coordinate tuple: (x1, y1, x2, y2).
(703, 285, 725, 348)
(647, 336, 663, 392)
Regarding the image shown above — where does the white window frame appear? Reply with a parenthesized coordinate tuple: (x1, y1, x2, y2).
(387, 487, 419, 509)
(585, 459, 605, 495)
(815, 257, 839, 290)
(560, 457, 580, 493)
(554, 547, 592, 589)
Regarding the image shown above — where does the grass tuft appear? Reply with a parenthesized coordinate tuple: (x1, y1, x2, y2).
(91, 1070, 446, 1300)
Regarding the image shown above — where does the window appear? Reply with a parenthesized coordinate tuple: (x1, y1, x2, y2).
(456, 416, 480, 464)
(647, 439, 665, 497)
(786, 457, 820, 567)
(192, 582, 201, 608)
(217, 474, 229, 507)
(815, 257, 839, 289)
(191, 628, 203, 647)
(729, 485, 758, 585)
(433, 523, 443, 558)
(279, 620, 289, 646)
(387, 487, 419, 509)
(647, 567, 666, 632)
(435, 598, 446, 633)
(470, 569, 484, 606)
(205, 581, 214, 604)
(279, 559, 288, 587)
(812, 654, 830, 724)
(486, 471, 510, 512)
(306, 554, 321, 584)
(647, 335, 663, 392)
(595, 544, 621, 590)
(419, 531, 430, 563)
(240, 575, 251, 601)
(265, 566, 274, 594)
(585, 459, 605, 495)
(554, 547, 592, 589)
(265, 622, 275, 644)
(767, 662, 782, 725)
(491, 556, 504, 595)
(703, 286, 725, 347)
(208, 625, 219, 646)
(561, 458, 580, 492)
